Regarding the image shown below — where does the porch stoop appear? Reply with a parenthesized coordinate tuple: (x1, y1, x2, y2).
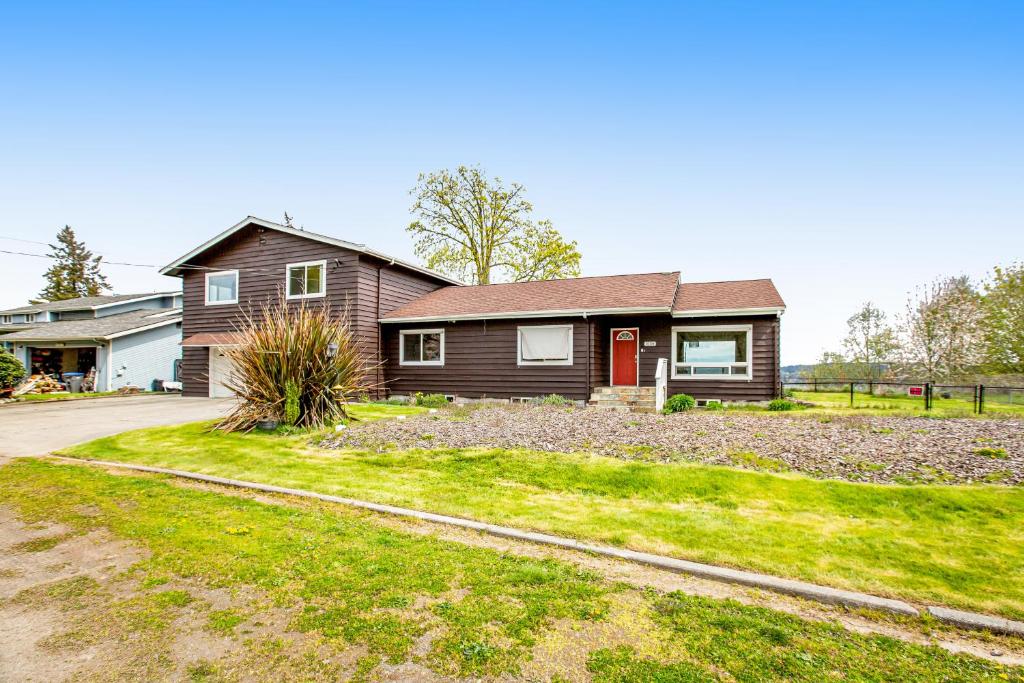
(588, 386, 657, 413)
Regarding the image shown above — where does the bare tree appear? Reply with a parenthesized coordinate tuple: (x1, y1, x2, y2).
(898, 276, 983, 381)
(842, 302, 898, 380)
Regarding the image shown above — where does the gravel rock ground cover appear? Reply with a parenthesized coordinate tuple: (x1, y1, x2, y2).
(325, 405, 1024, 485)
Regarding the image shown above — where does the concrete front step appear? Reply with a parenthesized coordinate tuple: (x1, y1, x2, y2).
(593, 386, 655, 395)
(589, 396, 656, 404)
(590, 386, 659, 413)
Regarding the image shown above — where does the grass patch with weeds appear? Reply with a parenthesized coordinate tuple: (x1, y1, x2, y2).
(0, 458, 608, 678)
(728, 450, 788, 472)
(11, 531, 78, 553)
(0, 459, 1020, 681)
(59, 421, 1024, 618)
(587, 593, 1021, 682)
(61, 422, 1024, 619)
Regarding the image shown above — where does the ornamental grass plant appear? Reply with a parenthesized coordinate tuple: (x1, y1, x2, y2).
(216, 293, 372, 432)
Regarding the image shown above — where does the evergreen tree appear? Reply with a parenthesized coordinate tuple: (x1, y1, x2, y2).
(39, 226, 110, 301)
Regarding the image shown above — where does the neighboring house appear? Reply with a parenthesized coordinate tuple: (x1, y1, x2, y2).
(162, 216, 786, 403)
(0, 292, 183, 391)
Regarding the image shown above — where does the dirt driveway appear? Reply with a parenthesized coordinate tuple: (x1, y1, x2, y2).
(0, 395, 232, 457)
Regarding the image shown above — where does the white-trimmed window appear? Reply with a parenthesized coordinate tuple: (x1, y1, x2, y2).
(24, 313, 36, 323)
(286, 260, 326, 299)
(205, 270, 239, 305)
(0, 315, 11, 324)
(518, 324, 573, 366)
(672, 325, 752, 380)
(400, 329, 444, 366)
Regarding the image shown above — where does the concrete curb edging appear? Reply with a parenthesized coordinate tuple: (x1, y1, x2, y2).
(927, 606, 1024, 637)
(49, 456, 928, 618)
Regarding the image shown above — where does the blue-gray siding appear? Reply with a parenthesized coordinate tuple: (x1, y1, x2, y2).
(109, 322, 182, 390)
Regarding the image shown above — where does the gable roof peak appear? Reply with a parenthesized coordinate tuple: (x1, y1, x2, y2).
(159, 216, 461, 286)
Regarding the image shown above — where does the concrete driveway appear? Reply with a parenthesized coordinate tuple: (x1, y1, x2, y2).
(0, 395, 233, 457)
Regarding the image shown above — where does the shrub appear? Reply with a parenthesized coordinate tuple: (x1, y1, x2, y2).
(767, 399, 797, 411)
(284, 380, 301, 426)
(0, 349, 25, 391)
(663, 393, 695, 413)
(704, 401, 725, 411)
(414, 392, 450, 408)
(539, 394, 570, 406)
(216, 294, 370, 432)
(974, 447, 1008, 460)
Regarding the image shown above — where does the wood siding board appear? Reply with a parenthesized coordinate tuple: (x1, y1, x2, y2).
(177, 226, 446, 397)
(381, 313, 781, 402)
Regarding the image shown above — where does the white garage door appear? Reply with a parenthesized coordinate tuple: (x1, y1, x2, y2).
(208, 347, 237, 398)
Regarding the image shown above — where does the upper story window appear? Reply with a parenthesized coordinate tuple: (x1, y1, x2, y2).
(517, 324, 573, 366)
(672, 324, 752, 380)
(0, 315, 11, 324)
(286, 260, 326, 300)
(400, 329, 444, 366)
(24, 313, 36, 323)
(205, 270, 239, 305)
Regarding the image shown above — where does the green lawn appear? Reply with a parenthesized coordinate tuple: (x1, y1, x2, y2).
(61, 414, 1024, 620)
(788, 390, 1024, 417)
(11, 390, 123, 403)
(1, 458, 1019, 681)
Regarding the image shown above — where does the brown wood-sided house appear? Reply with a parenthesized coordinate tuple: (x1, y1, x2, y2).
(161, 217, 786, 405)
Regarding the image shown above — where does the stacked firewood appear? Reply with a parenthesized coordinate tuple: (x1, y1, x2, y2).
(13, 374, 65, 396)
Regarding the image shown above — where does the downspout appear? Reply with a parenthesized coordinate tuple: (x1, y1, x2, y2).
(104, 339, 113, 391)
(584, 312, 591, 401)
(376, 264, 383, 397)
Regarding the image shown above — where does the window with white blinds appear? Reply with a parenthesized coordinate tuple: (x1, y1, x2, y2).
(517, 325, 573, 365)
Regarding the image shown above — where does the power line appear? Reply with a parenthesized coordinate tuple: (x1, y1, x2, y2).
(0, 248, 157, 268)
(0, 248, 352, 277)
(0, 235, 49, 246)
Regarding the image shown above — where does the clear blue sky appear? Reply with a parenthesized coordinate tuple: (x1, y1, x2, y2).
(1, 1, 1020, 364)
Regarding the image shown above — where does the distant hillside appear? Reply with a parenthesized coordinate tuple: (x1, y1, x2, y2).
(781, 365, 814, 381)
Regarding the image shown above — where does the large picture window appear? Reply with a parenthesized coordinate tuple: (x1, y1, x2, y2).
(400, 329, 444, 366)
(205, 270, 238, 305)
(286, 260, 326, 299)
(518, 325, 573, 366)
(671, 325, 752, 379)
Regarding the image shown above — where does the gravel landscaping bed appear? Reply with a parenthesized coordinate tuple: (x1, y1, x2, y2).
(324, 405, 1024, 485)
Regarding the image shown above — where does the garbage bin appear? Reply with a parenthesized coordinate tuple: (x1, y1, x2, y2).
(64, 372, 84, 393)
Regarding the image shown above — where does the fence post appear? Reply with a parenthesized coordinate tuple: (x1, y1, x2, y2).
(849, 382, 854, 407)
(814, 378, 818, 393)
(924, 382, 932, 410)
(973, 384, 979, 414)
(979, 385, 985, 415)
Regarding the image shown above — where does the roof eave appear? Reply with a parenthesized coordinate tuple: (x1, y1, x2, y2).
(2, 316, 182, 343)
(672, 306, 786, 318)
(380, 306, 672, 324)
(90, 292, 181, 310)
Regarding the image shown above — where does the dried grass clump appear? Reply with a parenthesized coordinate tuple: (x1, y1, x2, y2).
(216, 295, 372, 432)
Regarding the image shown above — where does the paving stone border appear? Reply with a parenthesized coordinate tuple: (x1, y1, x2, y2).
(927, 606, 1024, 637)
(47, 455, 1023, 633)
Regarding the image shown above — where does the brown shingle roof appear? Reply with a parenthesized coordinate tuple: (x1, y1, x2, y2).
(672, 279, 785, 313)
(382, 272, 682, 321)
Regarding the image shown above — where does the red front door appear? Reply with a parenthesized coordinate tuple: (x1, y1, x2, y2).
(611, 328, 638, 386)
